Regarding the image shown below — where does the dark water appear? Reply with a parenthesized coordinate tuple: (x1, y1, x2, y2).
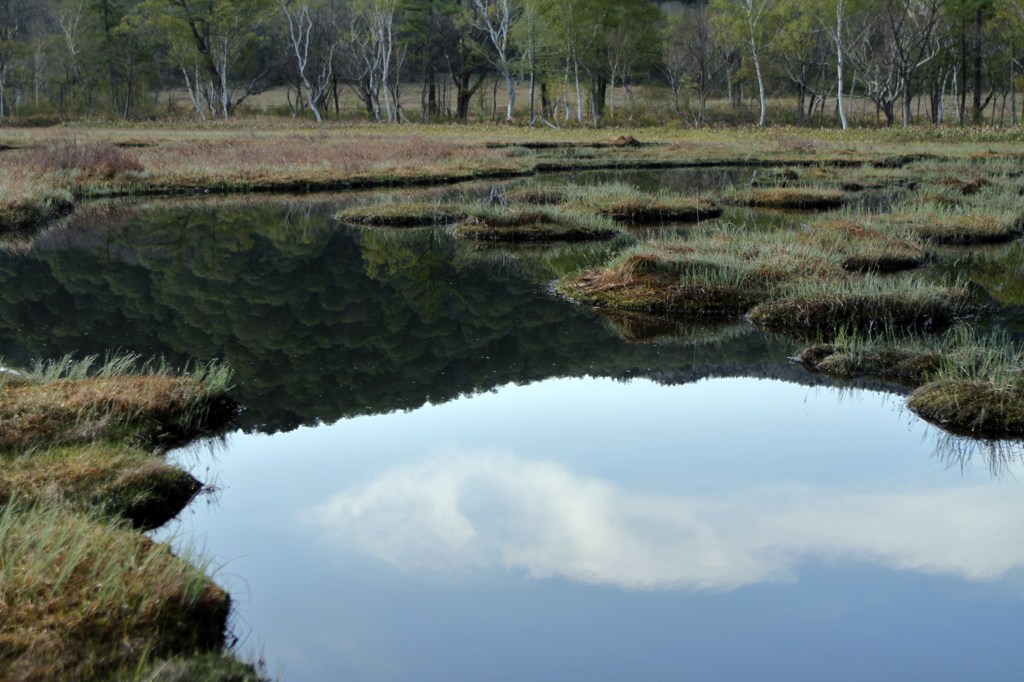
(1, 179, 1023, 680)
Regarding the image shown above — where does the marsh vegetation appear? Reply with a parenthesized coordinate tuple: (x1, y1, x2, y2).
(2, 124, 1024, 679)
(0, 355, 260, 680)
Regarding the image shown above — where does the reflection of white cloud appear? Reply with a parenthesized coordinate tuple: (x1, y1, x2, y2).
(304, 451, 1024, 591)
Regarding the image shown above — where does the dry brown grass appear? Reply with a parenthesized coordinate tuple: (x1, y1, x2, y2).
(878, 210, 1023, 245)
(0, 444, 201, 530)
(23, 140, 144, 179)
(728, 187, 847, 210)
(121, 133, 521, 191)
(558, 224, 970, 336)
(806, 218, 928, 272)
(0, 375, 234, 453)
(0, 503, 230, 682)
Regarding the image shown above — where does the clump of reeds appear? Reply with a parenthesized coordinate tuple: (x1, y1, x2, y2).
(0, 502, 230, 681)
(0, 353, 235, 453)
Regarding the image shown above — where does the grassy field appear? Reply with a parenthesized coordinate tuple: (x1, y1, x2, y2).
(2, 119, 1022, 236)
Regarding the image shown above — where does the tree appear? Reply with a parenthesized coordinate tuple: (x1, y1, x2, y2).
(712, 0, 776, 127)
(279, 0, 340, 122)
(402, 0, 459, 122)
(443, 5, 488, 121)
(139, 0, 276, 120)
(772, 0, 830, 124)
(599, 0, 661, 120)
(662, 5, 724, 124)
(470, 0, 520, 121)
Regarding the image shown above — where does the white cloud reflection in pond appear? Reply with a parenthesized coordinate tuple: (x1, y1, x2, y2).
(304, 450, 1024, 592)
(162, 376, 1024, 681)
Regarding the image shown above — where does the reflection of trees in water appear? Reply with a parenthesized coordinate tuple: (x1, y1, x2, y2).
(0, 201, 853, 434)
(931, 433, 1024, 478)
(359, 228, 460, 325)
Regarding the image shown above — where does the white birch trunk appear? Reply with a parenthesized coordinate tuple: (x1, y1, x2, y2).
(836, 0, 849, 129)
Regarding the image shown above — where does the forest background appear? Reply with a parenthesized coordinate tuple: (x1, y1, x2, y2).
(0, 0, 1021, 129)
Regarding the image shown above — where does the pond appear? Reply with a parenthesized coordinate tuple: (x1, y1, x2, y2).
(1, 172, 1023, 680)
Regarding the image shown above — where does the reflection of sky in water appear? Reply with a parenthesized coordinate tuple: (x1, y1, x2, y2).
(162, 377, 1024, 682)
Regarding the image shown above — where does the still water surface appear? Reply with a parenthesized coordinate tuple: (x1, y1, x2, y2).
(164, 376, 1024, 681)
(1, 174, 1022, 680)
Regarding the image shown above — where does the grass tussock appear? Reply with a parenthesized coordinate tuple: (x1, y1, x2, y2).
(907, 332, 1024, 438)
(0, 444, 202, 530)
(0, 502, 230, 682)
(878, 206, 1023, 245)
(0, 353, 246, 678)
(746, 276, 970, 337)
(728, 187, 847, 210)
(750, 165, 915, 192)
(560, 182, 722, 224)
(336, 201, 467, 227)
(453, 204, 624, 242)
(0, 354, 236, 453)
(909, 379, 1024, 438)
(803, 218, 928, 272)
(0, 189, 74, 233)
(504, 185, 571, 206)
(799, 328, 1024, 438)
(796, 329, 945, 384)
(558, 223, 971, 335)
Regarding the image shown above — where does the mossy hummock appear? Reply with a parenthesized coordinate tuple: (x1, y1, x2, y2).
(335, 202, 468, 227)
(453, 205, 624, 242)
(729, 187, 846, 210)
